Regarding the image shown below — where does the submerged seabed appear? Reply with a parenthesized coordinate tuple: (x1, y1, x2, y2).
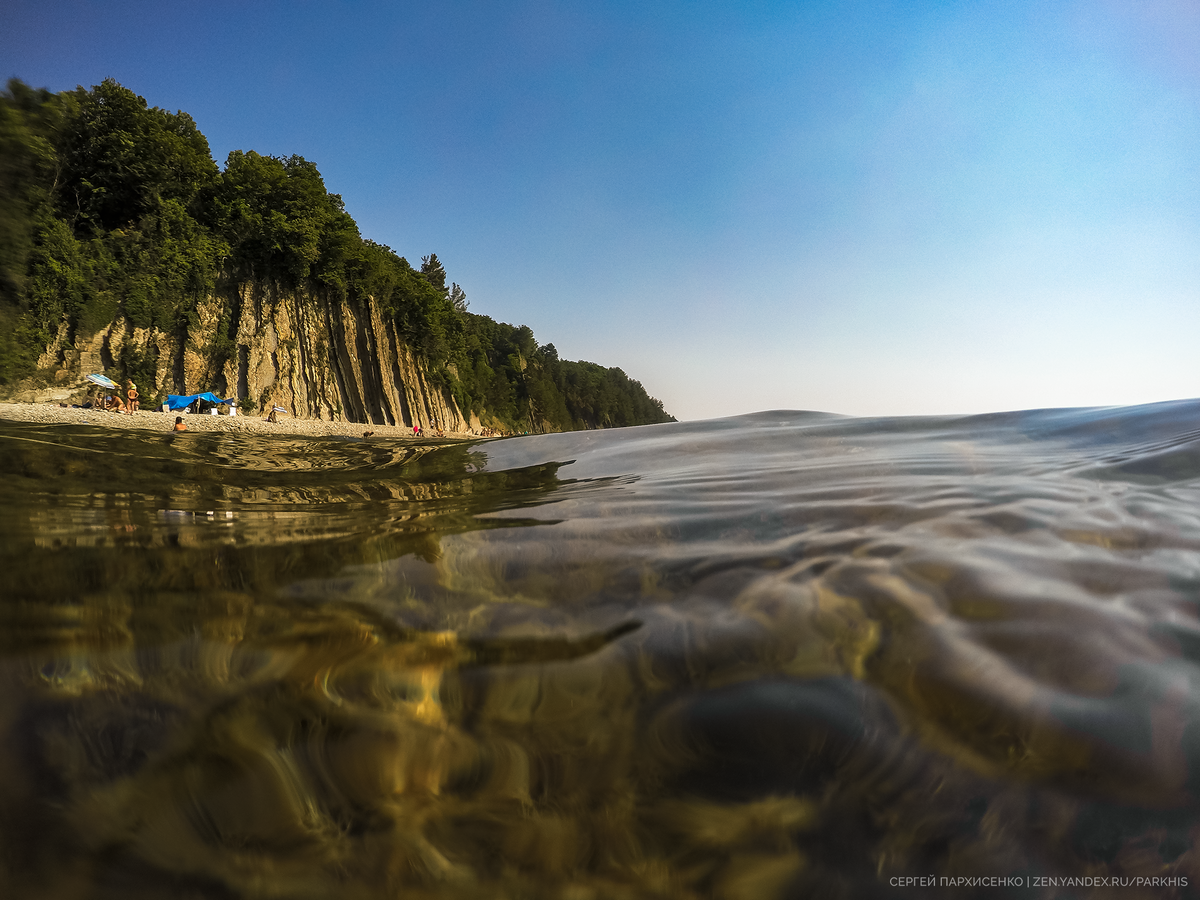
(2, 401, 1200, 899)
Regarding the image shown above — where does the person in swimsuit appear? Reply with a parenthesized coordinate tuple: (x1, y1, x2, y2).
(173, 416, 187, 432)
(126, 381, 139, 414)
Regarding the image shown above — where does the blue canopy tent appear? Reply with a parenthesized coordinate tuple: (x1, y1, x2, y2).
(166, 391, 234, 412)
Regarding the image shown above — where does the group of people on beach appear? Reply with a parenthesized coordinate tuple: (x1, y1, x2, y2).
(84, 380, 140, 414)
(84, 377, 192, 432)
(409, 424, 447, 438)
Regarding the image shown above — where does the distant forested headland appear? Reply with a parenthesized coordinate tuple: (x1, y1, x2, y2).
(0, 78, 674, 432)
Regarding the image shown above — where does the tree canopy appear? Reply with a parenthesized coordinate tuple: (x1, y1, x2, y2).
(55, 78, 218, 233)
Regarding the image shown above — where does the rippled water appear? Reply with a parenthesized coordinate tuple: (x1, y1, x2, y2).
(3, 401, 1200, 898)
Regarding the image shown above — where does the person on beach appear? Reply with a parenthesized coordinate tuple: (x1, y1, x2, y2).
(267, 408, 278, 424)
(126, 381, 139, 414)
(173, 416, 187, 432)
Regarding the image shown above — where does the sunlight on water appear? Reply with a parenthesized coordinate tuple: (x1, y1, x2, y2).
(2, 402, 1200, 897)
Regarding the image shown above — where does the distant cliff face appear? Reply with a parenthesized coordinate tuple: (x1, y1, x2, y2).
(25, 283, 475, 431)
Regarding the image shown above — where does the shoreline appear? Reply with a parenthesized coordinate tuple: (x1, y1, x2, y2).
(0, 401, 477, 442)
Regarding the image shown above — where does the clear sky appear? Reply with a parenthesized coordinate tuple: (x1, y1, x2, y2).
(3, 0, 1198, 420)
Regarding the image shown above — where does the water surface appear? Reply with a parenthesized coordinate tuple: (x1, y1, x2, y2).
(3, 401, 1200, 898)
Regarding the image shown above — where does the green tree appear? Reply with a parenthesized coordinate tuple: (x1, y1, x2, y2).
(209, 150, 359, 288)
(449, 282, 468, 312)
(56, 78, 217, 233)
(0, 80, 62, 307)
(420, 253, 447, 292)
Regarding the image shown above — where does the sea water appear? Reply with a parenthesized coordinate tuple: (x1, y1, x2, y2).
(1, 401, 1199, 898)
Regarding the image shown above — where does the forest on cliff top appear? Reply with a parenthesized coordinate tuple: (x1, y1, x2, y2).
(0, 78, 674, 431)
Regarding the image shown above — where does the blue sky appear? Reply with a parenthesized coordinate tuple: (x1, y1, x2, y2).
(4, 0, 1198, 419)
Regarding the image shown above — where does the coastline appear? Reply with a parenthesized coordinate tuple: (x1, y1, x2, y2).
(0, 401, 476, 442)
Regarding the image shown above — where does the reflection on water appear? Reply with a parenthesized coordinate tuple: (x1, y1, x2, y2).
(2, 402, 1200, 897)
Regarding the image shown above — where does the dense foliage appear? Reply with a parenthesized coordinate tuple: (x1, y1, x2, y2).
(0, 78, 673, 430)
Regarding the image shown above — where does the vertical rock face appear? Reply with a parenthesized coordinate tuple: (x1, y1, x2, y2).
(41, 283, 470, 429)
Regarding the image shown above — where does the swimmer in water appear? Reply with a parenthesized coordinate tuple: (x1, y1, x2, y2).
(173, 416, 187, 432)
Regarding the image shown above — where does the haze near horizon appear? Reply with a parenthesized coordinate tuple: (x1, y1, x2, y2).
(3, 0, 1197, 421)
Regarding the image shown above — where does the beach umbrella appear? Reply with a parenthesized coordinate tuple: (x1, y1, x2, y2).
(86, 373, 118, 408)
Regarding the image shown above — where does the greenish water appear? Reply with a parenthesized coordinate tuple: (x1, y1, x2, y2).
(2, 403, 1200, 898)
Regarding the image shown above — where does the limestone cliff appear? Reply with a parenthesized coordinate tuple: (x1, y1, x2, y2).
(23, 284, 475, 431)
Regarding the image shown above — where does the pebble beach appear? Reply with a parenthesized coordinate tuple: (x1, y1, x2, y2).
(0, 401, 474, 441)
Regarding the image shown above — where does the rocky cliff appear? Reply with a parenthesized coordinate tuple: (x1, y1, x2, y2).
(2, 81, 673, 431)
(24, 284, 477, 431)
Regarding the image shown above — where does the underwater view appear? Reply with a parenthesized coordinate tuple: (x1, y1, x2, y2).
(2, 400, 1200, 898)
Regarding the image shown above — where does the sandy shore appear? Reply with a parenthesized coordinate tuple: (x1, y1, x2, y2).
(0, 401, 475, 442)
